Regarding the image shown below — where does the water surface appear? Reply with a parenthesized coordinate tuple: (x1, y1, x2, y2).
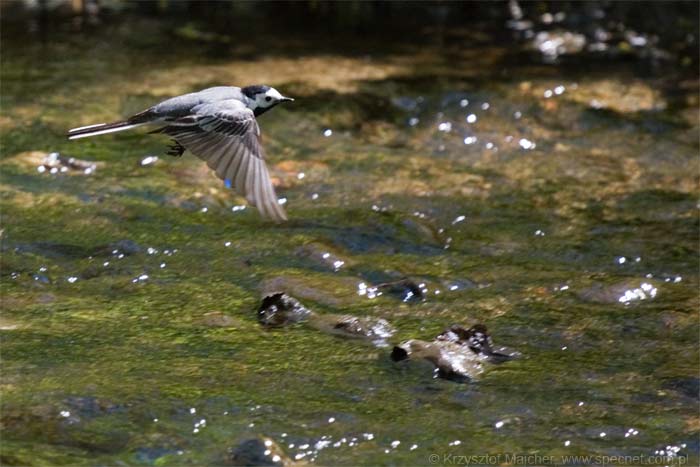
(1, 5, 698, 466)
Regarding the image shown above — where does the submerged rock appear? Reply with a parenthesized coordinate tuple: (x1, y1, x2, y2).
(354, 269, 427, 302)
(260, 276, 359, 307)
(1, 399, 130, 453)
(436, 324, 517, 364)
(578, 280, 660, 304)
(357, 273, 480, 302)
(310, 314, 395, 347)
(392, 324, 518, 382)
(374, 278, 425, 302)
(2, 151, 103, 175)
(256, 292, 395, 346)
(226, 437, 294, 466)
(295, 242, 352, 272)
(12, 242, 89, 259)
(258, 293, 312, 327)
(91, 239, 143, 257)
(392, 339, 485, 382)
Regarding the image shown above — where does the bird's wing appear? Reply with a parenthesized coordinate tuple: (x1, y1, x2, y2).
(160, 99, 287, 222)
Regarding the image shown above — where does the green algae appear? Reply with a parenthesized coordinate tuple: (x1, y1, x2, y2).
(1, 9, 698, 467)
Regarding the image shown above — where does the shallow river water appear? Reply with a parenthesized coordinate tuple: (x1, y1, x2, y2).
(1, 5, 698, 466)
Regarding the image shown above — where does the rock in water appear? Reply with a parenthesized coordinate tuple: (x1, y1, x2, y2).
(436, 324, 518, 363)
(258, 293, 312, 326)
(311, 314, 395, 347)
(226, 437, 293, 466)
(392, 324, 519, 381)
(255, 292, 395, 346)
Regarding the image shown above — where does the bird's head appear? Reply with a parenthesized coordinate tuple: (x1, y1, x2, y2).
(241, 85, 294, 116)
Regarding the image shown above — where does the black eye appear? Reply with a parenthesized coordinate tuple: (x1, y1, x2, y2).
(265, 96, 272, 102)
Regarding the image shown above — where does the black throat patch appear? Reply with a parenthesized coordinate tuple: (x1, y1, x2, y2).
(254, 105, 277, 117)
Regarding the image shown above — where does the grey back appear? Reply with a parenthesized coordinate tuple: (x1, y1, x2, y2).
(152, 86, 244, 119)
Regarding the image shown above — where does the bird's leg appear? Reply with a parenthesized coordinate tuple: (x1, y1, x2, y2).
(166, 140, 185, 157)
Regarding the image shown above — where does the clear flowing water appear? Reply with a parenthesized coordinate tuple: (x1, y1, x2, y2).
(1, 7, 698, 466)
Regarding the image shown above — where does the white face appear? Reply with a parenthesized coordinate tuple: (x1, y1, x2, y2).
(254, 87, 286, 109)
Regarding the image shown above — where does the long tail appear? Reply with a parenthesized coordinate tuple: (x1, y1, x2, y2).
(67, 109, 158, 140)
(67, 120, 148, 140)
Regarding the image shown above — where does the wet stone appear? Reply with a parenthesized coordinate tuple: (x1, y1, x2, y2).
(356, 270, 426, 302)
(309, 314, 396, 347)
(295, 242, 352, 272)
(31, 273, 51, 284)
(358, 272, 480, 301)
(1, 401, 130, 453)
(2, 151, 103, 175)
(226, 437, 292, 466)
(12, 242, 89, 259)
(44, 152, 101, 174)
(437, 324, 519, 364)
(379, 278, 425, 302)
(578, 280, 660, 304)
(440, 278, 479, 292)
(92, 239, 142, 257)
(392, 339, 485, 383)
(392, 324, 518, 382)
(329, 224, 441, 255)
(401, 217, 442, 245)
(260, 276, 360, 307)
(255, 291, 395, 346)
(258, 293, 312, 327)
(80, 264, 110, 280)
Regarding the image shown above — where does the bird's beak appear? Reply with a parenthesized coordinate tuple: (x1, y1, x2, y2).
(281, 96, 295, 102)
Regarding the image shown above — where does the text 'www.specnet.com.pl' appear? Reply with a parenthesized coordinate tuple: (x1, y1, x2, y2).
(427, 453, 689, 466)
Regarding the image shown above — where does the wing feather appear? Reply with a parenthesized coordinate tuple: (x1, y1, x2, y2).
(224, 143, 245, 182)
(246, 156, 258, 204)
(253, 160, 266, 215)
(206, 136, 233, 171)
(213, 138, 238, 179)
(160, 100, 286, 221)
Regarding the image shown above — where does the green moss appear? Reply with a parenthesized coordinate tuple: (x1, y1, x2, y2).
(1, 12, 698, 467)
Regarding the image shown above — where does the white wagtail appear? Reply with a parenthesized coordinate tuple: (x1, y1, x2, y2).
(68, 85, 294, 221)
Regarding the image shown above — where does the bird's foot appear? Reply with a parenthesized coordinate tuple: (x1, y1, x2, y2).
(166, 141, 185, 157)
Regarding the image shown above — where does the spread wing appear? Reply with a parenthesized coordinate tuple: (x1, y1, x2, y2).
(159, 99, 287, 222)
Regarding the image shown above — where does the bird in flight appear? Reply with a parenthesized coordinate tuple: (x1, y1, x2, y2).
(68, 85, 294, 222)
